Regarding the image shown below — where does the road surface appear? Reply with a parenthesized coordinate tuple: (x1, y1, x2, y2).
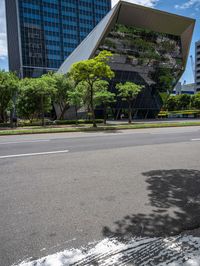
(0, 126, 200, 265)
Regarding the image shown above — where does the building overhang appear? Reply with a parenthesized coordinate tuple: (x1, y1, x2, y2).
(58, 1, 195, 74)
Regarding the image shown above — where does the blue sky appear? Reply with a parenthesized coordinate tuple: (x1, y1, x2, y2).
(0, 0, 200, 84)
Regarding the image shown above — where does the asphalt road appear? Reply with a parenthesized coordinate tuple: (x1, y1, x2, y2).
(0, 127, 200, 266)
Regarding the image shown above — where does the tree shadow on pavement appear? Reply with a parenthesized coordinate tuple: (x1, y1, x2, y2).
(103, 169, 200, 239)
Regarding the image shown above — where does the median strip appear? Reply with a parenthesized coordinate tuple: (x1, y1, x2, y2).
(0, 150, 69, 159)
(0, 122, 200, 136)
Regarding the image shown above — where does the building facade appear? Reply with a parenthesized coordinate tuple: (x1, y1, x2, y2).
(5, 0, 111, 78)
(58, 1, 195, 118)
(195, 40, 200, 92)
(173, 82, 196, 95)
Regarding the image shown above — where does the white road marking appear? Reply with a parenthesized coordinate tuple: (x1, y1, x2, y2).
(191, 139, 200, 141)
(0, 140, 50, 145)
(151, 130, 199, 135)
(0, 150, 69, 159)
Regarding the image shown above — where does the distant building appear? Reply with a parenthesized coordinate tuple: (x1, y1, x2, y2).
(195, 40, 200, 92)
(5, 0, 111, 78)
(58, 1, 195, 119)
(173, 82, 196, 95)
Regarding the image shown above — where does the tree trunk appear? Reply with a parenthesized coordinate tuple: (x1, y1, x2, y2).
(128, 101, 132, 124)
(58, 103, 69, 120)
(10, 108, 14, 128)
(75, 106, 78, 124)
(0, 109, 5, 123)
(103, 105, 107, 125)
(90, 85, 96, 128)
(41, 95, 45, 127)
(116, 107, 121, 120)
(91, 107, 96, 128)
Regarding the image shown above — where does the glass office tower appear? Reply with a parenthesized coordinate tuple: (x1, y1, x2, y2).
(5, 0, 111, 78)
(195, 41, 200, 92)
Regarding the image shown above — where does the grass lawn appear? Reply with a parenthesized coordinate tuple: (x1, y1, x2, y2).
(0, 121, 200, 135)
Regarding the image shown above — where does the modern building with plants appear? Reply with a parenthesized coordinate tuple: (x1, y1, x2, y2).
(58, 1, 195, 119)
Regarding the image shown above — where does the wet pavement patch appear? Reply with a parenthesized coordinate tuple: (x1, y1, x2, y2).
(14, 235, 200, 266)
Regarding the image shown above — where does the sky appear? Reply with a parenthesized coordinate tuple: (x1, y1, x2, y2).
(0, 0, 200, 84)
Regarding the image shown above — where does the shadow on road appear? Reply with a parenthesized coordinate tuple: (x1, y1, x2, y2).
(103, 169, 200, 239)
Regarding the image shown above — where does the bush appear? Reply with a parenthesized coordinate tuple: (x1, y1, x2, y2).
(0, 123, 11, 128)
(18, 119, 54, 127)
(54, 119, 104, 125)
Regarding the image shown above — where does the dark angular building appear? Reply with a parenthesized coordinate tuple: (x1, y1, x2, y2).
(5, 0, 111, 78)
(58, 1, 195, 118)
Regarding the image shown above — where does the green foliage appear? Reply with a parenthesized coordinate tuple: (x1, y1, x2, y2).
(161, 41, 176, 52)
(130, 38, 155, 52)
(68, 88, 83, 108)
(17, 75, 56, 125)
(53, 73, 74, 120)
(158, 110, 200, 118)
(67, 85, 83, 119)
(116, 82, 143, 123)
(166, 94, 191, 111)
(0, 71, 19, 122)
(94, 80, 115, 124)
(94, 80, 115, 105)
(104, 39, 116, 49)
(115, 24, 158, 38)
(191, 93, 200, 109)
(69, 50, 115, 127)
(116, 82, 143, 100)
(176, 94, 191, 110)
(166, 95, 178, 111)
(115, 24, 133, 34)
(152, 68, 174, 93)
(70, 50, 114, 83)
(160, 92, 170, 110)
(54, 119, 103, 125)
(17, 79, 40, 120)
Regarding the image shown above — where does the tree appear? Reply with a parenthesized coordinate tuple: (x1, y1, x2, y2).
(69, 50, 115, 127)
(17, 79, 41, 122)
(68, 86, 83, 121)
(176, 94, 191, 110)
(116, 82, 143, 124)
(36, 74, 56, 126)
(53, 73, 74, 120)
(18, 75, 56, 125)
(160, 92, 170, 110)
(0, 71, 19, 123)
(191, 93, 200, 109)
(166, 95, 178, 111)
(94, 80, 115, 124)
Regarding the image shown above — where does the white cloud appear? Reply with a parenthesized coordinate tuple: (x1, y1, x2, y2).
(112, 0, 158, 8)
(0, 0, 7, 59)
(175, 0, 200, 9)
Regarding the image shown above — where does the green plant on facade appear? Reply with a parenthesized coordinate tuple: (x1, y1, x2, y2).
(99, 23, 182, 108)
